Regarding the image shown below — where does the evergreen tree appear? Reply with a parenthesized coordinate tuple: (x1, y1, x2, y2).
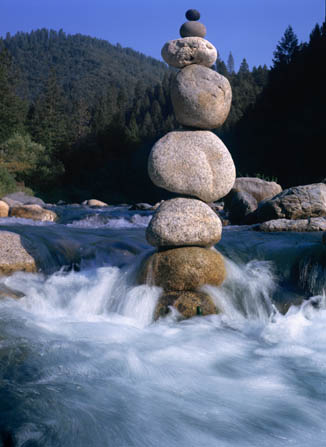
(273, 26, 299, 68)
(0, 44, 26, 143)
(227, 52, 235, 74)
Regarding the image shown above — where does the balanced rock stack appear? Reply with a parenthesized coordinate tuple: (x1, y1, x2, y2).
(140, 9, 236, 319)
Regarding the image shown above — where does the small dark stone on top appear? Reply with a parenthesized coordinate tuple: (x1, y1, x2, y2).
(186, 9, 200, 21)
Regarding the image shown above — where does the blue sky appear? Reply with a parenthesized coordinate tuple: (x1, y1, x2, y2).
(1, 0, 324, 69)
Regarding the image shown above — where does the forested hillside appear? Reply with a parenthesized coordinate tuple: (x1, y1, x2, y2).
(2, 24, 323, 203)
(229, 24, 326, 188)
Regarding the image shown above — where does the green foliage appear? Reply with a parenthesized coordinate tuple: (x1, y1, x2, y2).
(0, 44, 27, 143)
(0, 166, 17, 197)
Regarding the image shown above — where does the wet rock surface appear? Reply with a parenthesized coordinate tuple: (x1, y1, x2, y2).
(139, 247, 226, 291)
(155, 290, 217, 319)
(0, 231, 37, 276)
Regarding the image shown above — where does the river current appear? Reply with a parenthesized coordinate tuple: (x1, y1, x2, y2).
(1, 205, 326, 446)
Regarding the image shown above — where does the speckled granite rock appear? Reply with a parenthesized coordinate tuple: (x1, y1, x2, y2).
(0, 200, 9, 218)
(0, 231, 37, 275)
(257, 217, 326, 232)
(155, 290, 217, 319)
(148, 130, 235, 202)
(231, 177, 282, 203)
(171, 64, 232, 129)
(139, 247, 226, 291)
(9, 204, 57, 222)
(161, 37, 217, 68)
(146, 198, 222, 247)
(255, 184, 326, 222)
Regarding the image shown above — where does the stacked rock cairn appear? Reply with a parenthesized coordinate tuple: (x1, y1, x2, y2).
(140, 9, 236, 319)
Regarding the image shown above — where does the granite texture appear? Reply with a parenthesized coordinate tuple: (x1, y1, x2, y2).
(148, 130, 235, 202)
(0, 231, 37, 275)
(161, 37, 217, 68)
(171, 64, 232, 129)
(146, 198, 222, 248)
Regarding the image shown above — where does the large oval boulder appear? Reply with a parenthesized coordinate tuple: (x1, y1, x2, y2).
(171, 65, 232, 129)
(255, 183, 326, 222)
(9, 204, 57, 222)
(139, 247, 226, 291)
(146, 198, 222, 248)
(0, 231, 37, 275)
(161, 37, 217, 68)
(155, 290, 217, 320)
(148, 130, 235, 202)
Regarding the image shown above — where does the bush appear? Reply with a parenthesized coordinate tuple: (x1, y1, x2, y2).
(0, 166, 17, 197)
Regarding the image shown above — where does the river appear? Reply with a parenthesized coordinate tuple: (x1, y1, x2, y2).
(1, 205, 326, 446)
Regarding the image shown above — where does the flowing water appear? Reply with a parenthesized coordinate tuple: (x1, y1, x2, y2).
(1, 206, 326, 446)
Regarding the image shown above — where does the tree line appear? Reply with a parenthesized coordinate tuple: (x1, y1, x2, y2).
(0, 25, 323, 203)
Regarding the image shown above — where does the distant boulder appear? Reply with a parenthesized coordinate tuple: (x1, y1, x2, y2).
(257, 217, 326, 232)
(228, 191, 258, 225)
(254, 183, 326, 222)
(9, 204, 57, 222)
(82, 199, 109, 207)
(231, 177, 282, 203)
(2, 192, 45, 207)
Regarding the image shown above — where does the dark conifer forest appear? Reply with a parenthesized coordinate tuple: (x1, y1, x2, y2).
(0, 25, 324, 203)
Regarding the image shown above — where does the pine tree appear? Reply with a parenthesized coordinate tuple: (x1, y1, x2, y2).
(273, 26, 299, 68)
(0, 45, 26, 143)
(227, 52, 235, 75)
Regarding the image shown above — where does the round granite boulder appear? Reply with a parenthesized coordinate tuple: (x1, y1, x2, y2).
(161, 37, 217, 68)
(148, 130, 235, 202)
(155, 290, 217, 320)
(139, 247, 226, 291)
(180, 21, 207, 38)
(171, 64, 232, 129)
(146, 198, 222, 248)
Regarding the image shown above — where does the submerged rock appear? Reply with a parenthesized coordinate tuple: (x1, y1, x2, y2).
(82, 199, 109, 207)
(139, 247, 226, 291)
(161, 37, 217, 68)
(9, 204, 57, 222)
(0, 231, 37, 275)
(155, 290, 217, 319)
(148, 130, 235, 202)
(0, 200, 9, 218)
(146, 198, 222, 248)
(171, 65, 232, 129)
(254, 183, 326, 222)
(0, 284, 25, 300)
